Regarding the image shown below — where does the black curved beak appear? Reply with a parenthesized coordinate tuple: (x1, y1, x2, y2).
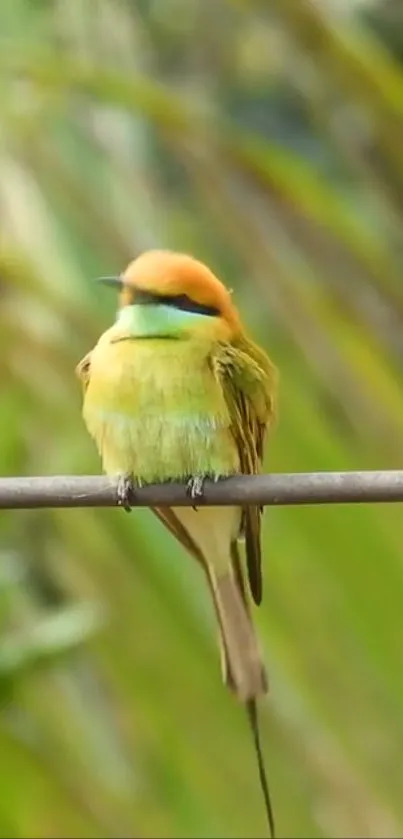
(96, 276, 123, 288)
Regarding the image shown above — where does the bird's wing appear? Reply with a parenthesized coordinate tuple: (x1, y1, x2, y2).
(76, 351, 93, 391)
(212, 337, 277, 605)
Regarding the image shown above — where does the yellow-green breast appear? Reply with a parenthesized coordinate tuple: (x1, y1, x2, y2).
(83, 334, 239, 483)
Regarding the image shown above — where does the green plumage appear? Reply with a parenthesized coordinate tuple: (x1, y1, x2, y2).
(81, 336, 239, 482)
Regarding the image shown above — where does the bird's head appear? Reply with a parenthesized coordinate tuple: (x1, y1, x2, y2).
(98, 250, 241, 341)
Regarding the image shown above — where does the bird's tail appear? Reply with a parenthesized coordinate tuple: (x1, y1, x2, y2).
(206, 542, 267, 701)
(152, 506, 275, 835)
(246, 698, 276, 838)
(206, 545, 275, 838)
(208, 566, 267, 701)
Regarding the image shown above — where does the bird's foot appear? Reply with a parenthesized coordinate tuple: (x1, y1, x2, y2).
(116, 474, 140, 513)
(186, 474, 221, 511)
(186, 475, 207, 512)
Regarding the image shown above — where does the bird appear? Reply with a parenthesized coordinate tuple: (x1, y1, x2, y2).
(76, 249, 278, 835)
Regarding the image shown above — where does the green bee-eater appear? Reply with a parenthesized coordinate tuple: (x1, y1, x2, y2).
(76, 250, 278, 835)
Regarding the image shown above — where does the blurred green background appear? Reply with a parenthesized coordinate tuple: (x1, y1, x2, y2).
(2, 1, 403, 836)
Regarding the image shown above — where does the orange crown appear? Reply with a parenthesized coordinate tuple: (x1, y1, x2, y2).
(119, 250, 241, 332)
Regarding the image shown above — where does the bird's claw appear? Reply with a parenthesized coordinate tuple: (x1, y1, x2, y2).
(116, 474, 137, 513)
(186, 475, 207, 511)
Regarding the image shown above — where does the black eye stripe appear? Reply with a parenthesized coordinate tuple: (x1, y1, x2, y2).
(133, 289, 220, 317)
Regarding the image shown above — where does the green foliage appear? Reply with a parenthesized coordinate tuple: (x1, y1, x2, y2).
(2, 0, 403, 836)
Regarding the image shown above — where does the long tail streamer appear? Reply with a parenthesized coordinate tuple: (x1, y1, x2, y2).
(246, 699, 276, 838)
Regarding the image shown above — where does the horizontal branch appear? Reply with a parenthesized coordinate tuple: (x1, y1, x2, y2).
(1, 471, 403, 510)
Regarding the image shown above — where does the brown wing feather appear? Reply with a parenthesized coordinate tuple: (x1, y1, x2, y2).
(212, 338, 277, 606)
